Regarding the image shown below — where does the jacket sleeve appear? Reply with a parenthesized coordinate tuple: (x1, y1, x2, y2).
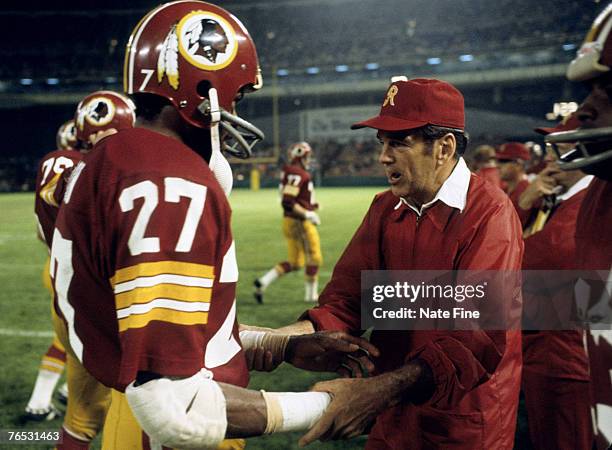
(409, 201, 524, 408)
(304, 198, 382, 333)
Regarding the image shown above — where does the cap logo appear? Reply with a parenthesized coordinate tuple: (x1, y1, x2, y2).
(383, 85, 399, 107)
(77, 97, 116, 131)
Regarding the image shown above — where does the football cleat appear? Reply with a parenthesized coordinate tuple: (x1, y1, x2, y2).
(56, 383, 68, 405)
(253, 279, 264, 304)
(20, 404, 62, 423)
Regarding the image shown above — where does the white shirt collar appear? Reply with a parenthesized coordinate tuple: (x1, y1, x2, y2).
(557, 175, 594, 202)
(394, 157, 471, 216)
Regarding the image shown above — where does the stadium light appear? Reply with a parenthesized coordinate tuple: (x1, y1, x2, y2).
(306, 67, 320, 75)
(365, 62, 380, 70)
(19, 78, 33, 86)
(46, 78, 60, 85)
(562, 43, 576, 51)
(459, 54, 474, 62)
(427, 57, 442, 65)
(335, 65, 349, 73)
(277, 69, 289, 76)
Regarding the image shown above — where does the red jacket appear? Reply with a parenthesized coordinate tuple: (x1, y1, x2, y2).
(508, 178, 531, 226)
(522, 189, 589, 380)
(306, 174, 523, 449)
(476, 166, 502, 190)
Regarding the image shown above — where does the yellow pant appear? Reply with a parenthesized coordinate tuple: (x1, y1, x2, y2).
(281, 217, 322, 272)
(103, 390, 245, 450)
(52, 304, 111, 441)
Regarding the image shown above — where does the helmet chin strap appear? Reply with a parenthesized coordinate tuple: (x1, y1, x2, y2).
(207, 88, 234, 197)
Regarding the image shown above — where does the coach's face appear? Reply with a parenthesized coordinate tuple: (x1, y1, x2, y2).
(377, 130, 455, 205)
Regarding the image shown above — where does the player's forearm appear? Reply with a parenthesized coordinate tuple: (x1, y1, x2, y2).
(220, 383, 267, 437)
(275, 319, 316, 335)
(292, 203, 310, 219)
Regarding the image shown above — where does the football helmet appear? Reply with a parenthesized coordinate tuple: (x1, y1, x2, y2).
(288, 142, 312, 163)
(56, 120, 78, 150)
(74, 91, 136, 147)
(546, 4, 612, 177)
(123, 0, 264, 158)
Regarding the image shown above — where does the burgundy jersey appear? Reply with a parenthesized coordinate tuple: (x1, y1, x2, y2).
(280, 164, 316, 217)
(306, 174, 523, 449)
(51, 128, 248, 392)
(34, 149, 83, 248)
(522, 189, 589, 380)
(575, 179, 612, 450)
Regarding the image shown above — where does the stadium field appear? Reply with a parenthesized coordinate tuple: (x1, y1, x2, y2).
(0, 187, 382, 449)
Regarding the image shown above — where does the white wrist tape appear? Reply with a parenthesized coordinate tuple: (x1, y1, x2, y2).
(261, 391, 331, 434)
(239, 330, 290, 362)
(125, 369, 227, 449)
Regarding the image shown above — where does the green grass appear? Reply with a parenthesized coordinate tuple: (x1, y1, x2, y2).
(0, 187, 382, 449)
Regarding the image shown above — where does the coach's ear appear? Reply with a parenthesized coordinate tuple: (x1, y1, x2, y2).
(435, 133, 456, 166)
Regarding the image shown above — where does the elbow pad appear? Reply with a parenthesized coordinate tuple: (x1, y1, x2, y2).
(125, 369, 227, 449)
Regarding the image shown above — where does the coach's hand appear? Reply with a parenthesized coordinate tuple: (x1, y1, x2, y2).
(299, 377, 384, 446)
(285, 331, 379, 376)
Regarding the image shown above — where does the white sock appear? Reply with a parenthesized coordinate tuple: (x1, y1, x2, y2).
(259, 268, 280, 289)
(305, 279, 319, 302)
(26, 369, 61, 410)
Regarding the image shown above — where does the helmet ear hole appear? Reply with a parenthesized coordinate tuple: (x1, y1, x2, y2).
(197, 80, 213, 99)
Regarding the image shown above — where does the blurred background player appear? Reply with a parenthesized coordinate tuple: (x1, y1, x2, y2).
(50, 91, 135, 449)
(468, 144, 502, 189)
(546, 4, 612, 447)
(497, 141, 532, 224)
(521, 113, 594, 450)
(254, 142, 322, 303)
(23, 120, 79, 422)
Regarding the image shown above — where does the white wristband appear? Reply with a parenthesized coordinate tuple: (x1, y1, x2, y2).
(262, 391, 331, 434)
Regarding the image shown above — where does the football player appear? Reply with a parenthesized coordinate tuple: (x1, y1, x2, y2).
(254, 142, 323, 303)
(50, 2, 376, 449)
(40, 92, 135, 449)
(22, 120, 79, 422)
(545, 4, 612, 448)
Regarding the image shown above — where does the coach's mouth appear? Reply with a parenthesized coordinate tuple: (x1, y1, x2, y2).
(387, 171, 402, 185)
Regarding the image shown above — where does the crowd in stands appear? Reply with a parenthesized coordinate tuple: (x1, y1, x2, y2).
(0, 0, 596, 87)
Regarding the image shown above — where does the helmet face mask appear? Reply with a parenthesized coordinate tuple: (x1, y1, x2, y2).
(561, 4, 612, 177)
(74, 91, 136, 148)
(124, 1, 264, 159)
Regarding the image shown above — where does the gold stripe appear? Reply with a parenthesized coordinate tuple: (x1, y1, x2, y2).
(111, 261, 214, 286)
(118, 309, 208, 332)
(115, 284, 212, 309)
(39, 172, 61, 207)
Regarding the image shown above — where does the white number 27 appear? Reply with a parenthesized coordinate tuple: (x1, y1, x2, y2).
(119, 177, 207, 256)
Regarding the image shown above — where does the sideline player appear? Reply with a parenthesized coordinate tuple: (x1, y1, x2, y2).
(47, 92, 135, 449)
(546, 4, 612, 447)
(254, 142, 322, 303)
(50, 2, 376, 449)
(23, 120, 79, 422)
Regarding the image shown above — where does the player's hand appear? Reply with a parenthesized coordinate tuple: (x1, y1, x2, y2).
(518, 165, 560, 210)
(285, 331, 379, 376)
(304, 211, 321, 226)
(244, 346, 278, 372)
(299, 377, 385, 446)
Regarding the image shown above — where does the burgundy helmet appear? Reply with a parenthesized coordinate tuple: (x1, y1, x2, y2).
(123, 0, 264, 158)
(56, 120, 78, 150)
(74, 90, 136, 147)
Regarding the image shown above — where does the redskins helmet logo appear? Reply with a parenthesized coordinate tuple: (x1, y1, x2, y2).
(77, 97, 116, 130)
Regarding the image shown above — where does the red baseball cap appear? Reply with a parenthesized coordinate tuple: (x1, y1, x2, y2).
(496, 142, 531, 161)
(534, 113, 580, 135)
(351, 78, 465, 131)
